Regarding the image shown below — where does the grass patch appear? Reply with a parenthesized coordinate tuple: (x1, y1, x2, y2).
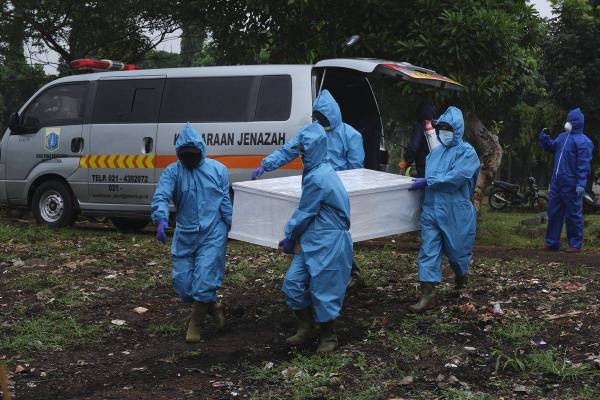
(444, 389, 497, 400)
(477, 206, 600, 249)
(493, 320, 543, 347)
(527, 349, 600, 381)
(0, 311, 101, 354)
(148, 322, 181, 337)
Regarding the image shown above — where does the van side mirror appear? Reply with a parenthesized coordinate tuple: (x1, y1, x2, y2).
(22, 116, 40, 134)
(8, 112, 20, 133)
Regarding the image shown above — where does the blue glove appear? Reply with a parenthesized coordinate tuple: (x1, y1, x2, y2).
(409, 178, 427, 191)
(156, 220, 168, 244)
(251, 166, 265, 180)
(279, 238, 295, 254)
(576, 186, 585, 197)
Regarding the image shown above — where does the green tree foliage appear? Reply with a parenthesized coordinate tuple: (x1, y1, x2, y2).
(543, 0, 600, 163)
(2, 0, 177, 64)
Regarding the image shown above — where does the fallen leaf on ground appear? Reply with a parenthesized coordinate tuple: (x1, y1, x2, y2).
(132, 307, 148, 314)
(545, 311, 583, 320)
(111, 319, 127, 326)
(459, 303, 476, 314)
(398, 376, 413, 385)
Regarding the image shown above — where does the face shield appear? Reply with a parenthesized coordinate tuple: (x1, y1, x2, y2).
(177, 145, 202, 170)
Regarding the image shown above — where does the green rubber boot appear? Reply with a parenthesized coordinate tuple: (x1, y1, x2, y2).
(347, 259, 365, 290)
(208, 302, 226, 331)
(186, 302, 208, 343)
(286, 308, 317, 346)
(408, 282, 435, 313)
(316, 320, 338, 353)
(455, 274, 468, 290)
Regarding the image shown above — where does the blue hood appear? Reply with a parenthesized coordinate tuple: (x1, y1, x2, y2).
(567, 108, 585, 133)
(299, 122, 328, 171)
(434, 106, 464, 147)
(176, 122, 206, 161)
(313, 90, 342, 129)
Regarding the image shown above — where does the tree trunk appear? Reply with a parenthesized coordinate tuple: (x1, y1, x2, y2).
(464, 112, 503, 216)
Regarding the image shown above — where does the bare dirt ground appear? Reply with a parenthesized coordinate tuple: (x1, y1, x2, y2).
(1, 215, 599, 399)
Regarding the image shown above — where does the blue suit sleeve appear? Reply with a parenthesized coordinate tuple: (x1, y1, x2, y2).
(261, 134, 301, 171)
(151, 165, 177, 223)
(576, 139, 593, 189)
(284, 177, 324, 241)
(539, 131, 557, 152)
(427, 147, 480, 193)
(219, 167, 233, 228)
(347, 131, 365, 169)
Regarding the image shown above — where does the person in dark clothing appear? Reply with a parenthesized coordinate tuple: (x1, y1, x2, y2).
(400, 103, 436, 178)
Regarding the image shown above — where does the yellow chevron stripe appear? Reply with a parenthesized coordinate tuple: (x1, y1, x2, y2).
(145, 155, 155, 168)
(125, 155, 135, 169)
(89, 155, 98, 169)
(78, 154, 157, 169)
(98, 154, 108, 168)
(106, 154, 117, 168)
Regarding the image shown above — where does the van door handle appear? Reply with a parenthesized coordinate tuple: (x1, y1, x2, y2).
(142, 137, 153, 154)
(71, 137, 84, 153)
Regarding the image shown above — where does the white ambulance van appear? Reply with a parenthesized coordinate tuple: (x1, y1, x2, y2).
(0, 58, 463, 231)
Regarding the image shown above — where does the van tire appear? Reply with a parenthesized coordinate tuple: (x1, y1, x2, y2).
(32, 180, 76, 228)
(111, 217, 150, 233)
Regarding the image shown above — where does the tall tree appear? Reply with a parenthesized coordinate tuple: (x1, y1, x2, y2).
(2, 0, 178, 65)
(543, 0, 600, 170)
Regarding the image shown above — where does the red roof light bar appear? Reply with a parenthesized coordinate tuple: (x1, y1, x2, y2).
(70, 58, 141, 71)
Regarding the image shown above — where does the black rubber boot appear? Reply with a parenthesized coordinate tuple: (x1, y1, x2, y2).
(408, 282, 435, 313)
(208, 302, 226, 331)
(347, 259, 365, 290)
(286, 308, 317, 346)
(186, 302, 208, 343)
(316, 320, 338, 353)
(455, 274, 468, 290)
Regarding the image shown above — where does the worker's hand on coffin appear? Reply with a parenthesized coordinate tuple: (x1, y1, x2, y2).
(251, 166, 265, 180)
(279, 238, 295, 254)
(156, 220, 168, 244)
(409, 177, 427, 191)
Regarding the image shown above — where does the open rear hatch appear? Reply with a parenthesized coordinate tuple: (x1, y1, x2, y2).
(314, 58, 464, 91)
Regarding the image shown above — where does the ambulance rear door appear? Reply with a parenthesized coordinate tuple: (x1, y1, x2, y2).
(86, 75, 165, 209)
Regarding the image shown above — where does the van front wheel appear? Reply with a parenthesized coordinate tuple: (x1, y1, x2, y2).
(32, 180, 76, 227)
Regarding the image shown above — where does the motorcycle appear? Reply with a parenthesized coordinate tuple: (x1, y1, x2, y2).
(488, 177, 548, 211)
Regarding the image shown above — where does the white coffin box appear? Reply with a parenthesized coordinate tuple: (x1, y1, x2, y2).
(229, 168, 421, 248)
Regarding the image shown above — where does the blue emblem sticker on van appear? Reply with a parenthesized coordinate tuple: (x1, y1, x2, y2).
(45, 127, 61, 152)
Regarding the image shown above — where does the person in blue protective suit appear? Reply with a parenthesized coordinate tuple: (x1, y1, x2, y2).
(252, 89, 364, 289)
(408, 106, 480, 313)
(279, 122, 353, 353)
(152, 122, 233, 343)
(251, 89, 364, 178)
(539, 108, 594, 252)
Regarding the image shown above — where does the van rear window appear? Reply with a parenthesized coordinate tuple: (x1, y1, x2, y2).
(92, 79, 164, 124)
(254, 75, 292, 121)
(160, 77, 254, 123)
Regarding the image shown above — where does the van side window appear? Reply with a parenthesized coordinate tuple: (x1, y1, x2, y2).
(254, 75, 292, 121)
(93, 79, 164, 124)
(21, 83, 88, 131)
(160, 77, 254, 123)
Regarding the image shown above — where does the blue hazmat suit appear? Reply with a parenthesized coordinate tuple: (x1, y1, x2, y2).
(261, 89, 365, 172)
(539, 108, 594, 249)
(418, 107, 480, 283)
(152, 123, 233, 304)
(281, 123, 353, 323)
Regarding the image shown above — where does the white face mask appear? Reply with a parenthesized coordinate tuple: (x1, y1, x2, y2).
(438, 130, 454, 146)
(564, 122, 572, 132)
